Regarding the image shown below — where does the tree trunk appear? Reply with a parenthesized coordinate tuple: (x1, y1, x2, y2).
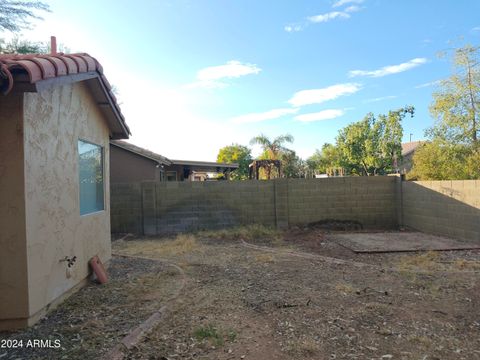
(361, 161, 370, 176)
(466, 58, 478, 144)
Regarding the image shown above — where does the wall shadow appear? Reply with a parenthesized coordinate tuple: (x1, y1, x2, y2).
(402, 180, 480, 243)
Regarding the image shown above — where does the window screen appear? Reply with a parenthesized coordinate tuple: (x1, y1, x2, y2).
(78, 140, 104, 215)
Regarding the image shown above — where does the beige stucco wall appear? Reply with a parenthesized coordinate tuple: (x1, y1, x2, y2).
(22, 81, 111, 319)
(0, 93, 30, 324)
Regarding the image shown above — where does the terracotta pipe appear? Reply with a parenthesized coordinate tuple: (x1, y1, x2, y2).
(50, 36, 57, 55)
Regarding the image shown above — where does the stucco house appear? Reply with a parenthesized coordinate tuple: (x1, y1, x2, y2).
(110, 140, 171, 182)
(398, 141, 425, 174)
(110, 140, 238, 182)
(0, 52, 130, 330)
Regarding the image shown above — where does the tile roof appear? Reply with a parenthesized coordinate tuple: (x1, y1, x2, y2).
(401, 141, 424, 156)
(111, 141, 239, 171)
(111, 140, 172, 166)
(170, 159, 239, 170)
(0, 53, 130, 138)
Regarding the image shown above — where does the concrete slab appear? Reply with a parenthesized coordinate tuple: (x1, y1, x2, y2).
(331, 232, 480, 253)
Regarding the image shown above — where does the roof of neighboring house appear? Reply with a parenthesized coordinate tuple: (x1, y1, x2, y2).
(170, 159, 239, 172)
(0, 53, 130, 139)
(402, 141, 424, 156)
(111, 140, 172, 166)
(110, 141, 238, 172)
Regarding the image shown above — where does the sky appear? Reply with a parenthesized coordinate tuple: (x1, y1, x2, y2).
(10, 0, 480, 161)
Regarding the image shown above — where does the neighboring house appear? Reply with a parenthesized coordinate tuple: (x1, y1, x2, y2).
(0, 52, 130, 330)
(165, 159, 239, 181)
(110, 141, 238, 183)
(111, 140, 171, 182)
(398, 141, 424, 174)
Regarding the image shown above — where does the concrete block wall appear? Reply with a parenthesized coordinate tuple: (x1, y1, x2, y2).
(153, 180, 276, 234)
(110, 183, 142, 234)
(111, 178, 479, 241)
(287, 177, 397, 228)
(402, 180, 480, 242)
(111, 177, 399, 235)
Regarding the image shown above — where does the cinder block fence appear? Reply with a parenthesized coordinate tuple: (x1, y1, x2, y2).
(111, 177, 480, 243)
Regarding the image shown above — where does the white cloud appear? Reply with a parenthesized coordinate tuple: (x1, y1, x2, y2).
(415, 80, 440, 89)
(231, 108, 299, 124)
(349, 58, 428, 78)
(186, 60, 261, 89)
(363, 95, 398, 103)
(332, 0, 364, 8)
(288, 83, 361, 107)
(295, 109, 345, 122)
(308, 11, 350, 23)
(287, 0, 364, 32)
(344, 5, 361, 12)
(285, 24, 304, 32)
(197, 60, 261, 81)
(110, 75, 249, 161)
(471, 26, 480, 32)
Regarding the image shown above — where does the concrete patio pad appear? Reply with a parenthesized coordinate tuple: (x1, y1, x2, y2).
(331, 232, 480, 253)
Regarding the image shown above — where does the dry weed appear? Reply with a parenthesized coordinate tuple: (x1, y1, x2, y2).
(119, 234, 202, 257)
(286, 338, 320, 357)
(453, 259, 480, 271)
(198, 224, 282, 243)
(397, 251, 441, 272)
(254, 253, 276, 263)
(407, 334, 433, 348)
(334, 282, 356, 295)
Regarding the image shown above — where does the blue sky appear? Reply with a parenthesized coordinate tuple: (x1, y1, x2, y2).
(13, 0, 480, 160)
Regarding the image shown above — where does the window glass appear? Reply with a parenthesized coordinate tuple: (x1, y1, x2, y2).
(166, 171, 177, 181)
(78, 140, 104, 215)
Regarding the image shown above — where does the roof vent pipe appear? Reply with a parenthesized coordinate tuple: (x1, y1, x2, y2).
(50, 36, 57, 55)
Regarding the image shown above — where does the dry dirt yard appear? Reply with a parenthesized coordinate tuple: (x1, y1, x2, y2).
(1, 225, 480, 360)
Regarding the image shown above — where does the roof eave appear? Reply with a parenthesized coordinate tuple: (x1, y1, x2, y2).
(0, 53, 130, 140)
(32, 73, 130, 140)
(110, 141, 172, 166)
(170, 160, 239, 170)
(87, 76, 130, 139)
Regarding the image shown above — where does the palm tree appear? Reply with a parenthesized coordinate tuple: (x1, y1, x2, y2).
(250, 134, 294, 179)
(249, 133, 294, 160)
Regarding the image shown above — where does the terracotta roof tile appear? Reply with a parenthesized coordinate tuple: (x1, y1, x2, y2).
(0, 52, 130, 138)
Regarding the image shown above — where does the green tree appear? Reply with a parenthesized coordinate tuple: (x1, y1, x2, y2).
(250, 133, 294, 160)
(306, 149, 323, 172)
(216, 144, 252, 180)
(250, 134, 294, 179)
(409, 140, 480, 180)
(321, 143, 346, 176)
(0, 1, 50, 32)
(412, 45, 480, 180)
(336, 114, 373, 175)
(428, 45, 480, 146)
(307, 143, 345, 176)
(0, 35, 46, 54)
(281, 149, 307, 178)
(336, 107, 414, 176)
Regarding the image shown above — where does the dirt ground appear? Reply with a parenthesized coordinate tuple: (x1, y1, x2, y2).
(1, 226, 480, 360)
